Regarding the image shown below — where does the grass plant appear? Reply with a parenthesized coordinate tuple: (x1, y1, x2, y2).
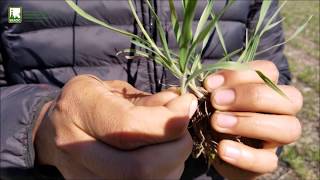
(65, 0, 311, 163)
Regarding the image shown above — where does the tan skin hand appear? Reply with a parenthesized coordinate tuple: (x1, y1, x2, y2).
(33, 75, 198, 179)
(33, 60, 302, 179)
(204, 60, 303, 180)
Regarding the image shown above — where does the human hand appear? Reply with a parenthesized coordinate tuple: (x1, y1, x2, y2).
(33, 75, 197, 179)
(203, 60, 303, 179)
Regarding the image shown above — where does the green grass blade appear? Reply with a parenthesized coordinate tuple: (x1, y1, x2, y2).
(65, 0, 141, 40)
(117, 49, 151, 59)
(263, 17, 286, 33)
(131, 39, 160, 56)
(256, 70, 288, 99)
(238, 35, 259, 63)
(179, 0, 197, 47)
(194, 0, 214, 40)
(182, 0, 187, 10)
(195, 0, 234, 45)
(127, 0, 165, 60)
(183, 1, 234, 71)
(259, 1, 287, 37)
(246, 37, 260, 62)
(254, 0, 272, 35)
(216, 22, 228, 56)
(256, 16, 313, 55)
(245, 28, 249, 47)
(187, 61, 249, 85)
(118, 49, 180, 77)
(131, 39, 179, 64)
(187, 49, 244, 83)
(190, 54, 201, 73)
(179, 0, 198, 71)
(169, 0, 181, 41)
(145, 0, 172, 62)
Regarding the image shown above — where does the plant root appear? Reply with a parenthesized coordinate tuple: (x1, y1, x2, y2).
(189, 94, 263, 166)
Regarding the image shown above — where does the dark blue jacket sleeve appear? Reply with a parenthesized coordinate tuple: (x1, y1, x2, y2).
(0, 84, 59, 168)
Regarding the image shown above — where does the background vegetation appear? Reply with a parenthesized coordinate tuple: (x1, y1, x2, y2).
(259, 1, 319, 180)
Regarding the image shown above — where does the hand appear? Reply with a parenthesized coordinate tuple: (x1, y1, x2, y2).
(33, 75, 198, 179)
(203, 60, 303, 179)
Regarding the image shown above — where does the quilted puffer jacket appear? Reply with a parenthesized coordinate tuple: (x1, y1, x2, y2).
(0, 0, 290, 179)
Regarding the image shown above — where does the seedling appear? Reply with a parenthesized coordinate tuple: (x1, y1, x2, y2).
(66, 0, 311, 164)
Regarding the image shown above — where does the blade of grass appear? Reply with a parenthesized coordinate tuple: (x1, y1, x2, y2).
(194, 0, 214, 40)
(259, 1, 287, 37)
(216, 22, 228, 56)
(187, 48, 245, 84)
(131, 39, 179, 64)
(254, 0, 272, 35)
(180, 0, 197, 47)
(145, 0, 172, 62)
(187, 61, 249, 85)
(255, 70, 288, 99)
(263, 17, 286, 33)
(65, 0, 142, 41)
(179, 0, 198, 71)
(118, 49, 181, 77)
(184, 0, 234, 71)
(256, 16, 313, 55)
(169, 0, 181, 41)
(127, 0, 168, 65)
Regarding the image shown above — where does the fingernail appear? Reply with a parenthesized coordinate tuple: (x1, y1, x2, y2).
(214, 89, 235, 105)
(189, 100, 198, 118)
(216, 114, 237, 128)
(223, 145, 241, 161)
(207, 75, 224, 90)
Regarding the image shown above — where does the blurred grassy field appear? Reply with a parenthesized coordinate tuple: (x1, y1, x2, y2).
(261, 1, 320, 180)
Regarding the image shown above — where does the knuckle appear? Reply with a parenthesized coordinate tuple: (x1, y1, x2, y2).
(54, 129, 72, 152)
(249, 85, 263, 108)
(266, 61, 279, 80)
(54, 135, 66, 150)
(54, 98, 70, 113)
(253, 60, 279, 82)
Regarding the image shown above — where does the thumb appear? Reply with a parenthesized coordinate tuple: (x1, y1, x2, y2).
(165, 93, 198, 119)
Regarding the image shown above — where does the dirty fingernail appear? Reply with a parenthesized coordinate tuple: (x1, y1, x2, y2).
(216, 114, 237, 128)
(189, 100, 198, 118)
(214, 89, 235, 105)
(207, 75, 224, 90)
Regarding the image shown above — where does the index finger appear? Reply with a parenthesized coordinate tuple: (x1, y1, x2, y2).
(204, 60, 279, 91)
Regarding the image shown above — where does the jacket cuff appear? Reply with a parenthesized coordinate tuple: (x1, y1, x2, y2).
(0, 84, 60, 168)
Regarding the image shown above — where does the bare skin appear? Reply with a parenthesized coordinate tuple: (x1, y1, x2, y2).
(34, 75, 197, 179)
(34, 60, 302, 179)
(204, 60, 302, 179)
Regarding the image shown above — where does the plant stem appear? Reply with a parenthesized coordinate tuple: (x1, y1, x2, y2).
(180, 76, 187, 95)
(189, 82, 204, 99)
